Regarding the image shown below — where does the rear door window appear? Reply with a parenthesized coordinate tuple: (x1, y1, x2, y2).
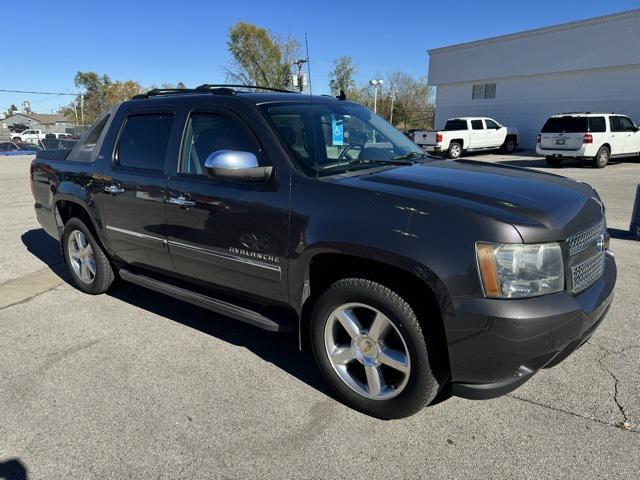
(541, 117, 588, 133)
(443, 120, 468, 131)
(588, 117, 606, 133)
(471, 120, 483, 130)
(609, 116, 624, 132)
(116, 113, 174, 172)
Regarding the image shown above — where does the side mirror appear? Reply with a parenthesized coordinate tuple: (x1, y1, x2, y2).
(204, 150, 273, 182)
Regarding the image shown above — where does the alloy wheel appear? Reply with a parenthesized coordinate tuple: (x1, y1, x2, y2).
(323, 302, 411, 400)
(67, 230, 96, 284)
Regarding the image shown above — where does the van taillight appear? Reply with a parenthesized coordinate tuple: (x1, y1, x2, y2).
(436, 133, 443, 143)
(583, 133, 593, 144)
(537, 134, 541, 143)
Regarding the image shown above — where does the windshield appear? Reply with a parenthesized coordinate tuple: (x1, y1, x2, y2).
(261, 101, 423, 177)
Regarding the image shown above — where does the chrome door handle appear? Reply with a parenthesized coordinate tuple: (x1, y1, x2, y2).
(104, 184, 125, 194)
(168, 195, 196, 207)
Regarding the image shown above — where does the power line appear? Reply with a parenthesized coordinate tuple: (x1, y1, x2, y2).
(0, 89, 78, 96)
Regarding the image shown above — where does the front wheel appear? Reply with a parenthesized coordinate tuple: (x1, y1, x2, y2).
(311, 278, 442, 419)
(593, 146, 609, 168)
(62, 218, 114, 294)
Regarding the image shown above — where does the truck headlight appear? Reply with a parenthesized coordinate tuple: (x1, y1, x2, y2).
(476, 242, 564, 298)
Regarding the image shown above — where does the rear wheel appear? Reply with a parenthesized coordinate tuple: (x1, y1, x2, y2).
(545, 156, 563, 167)
(13, 137, 21, 142)
(447, 142, 462, 159)
(593, 146, 609, 168)
(62, 218, 114, 294)
(311, 278, 442, 419)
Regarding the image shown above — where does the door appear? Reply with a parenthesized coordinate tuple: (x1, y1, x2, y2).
(618, 116, 640, 155)
(469, 119, 485, 148)
(608, 116, 629, 155)
(165, 110, 290, 302)
(484, 119, 504, 147)
(98, 110, 176, 272)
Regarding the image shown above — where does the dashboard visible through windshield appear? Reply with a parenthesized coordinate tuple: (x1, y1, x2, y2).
(262, 101, 424, 177)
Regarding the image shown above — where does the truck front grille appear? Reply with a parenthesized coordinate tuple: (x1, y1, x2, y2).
(566, 220, 604, 255)
(571, 251, 605, 294)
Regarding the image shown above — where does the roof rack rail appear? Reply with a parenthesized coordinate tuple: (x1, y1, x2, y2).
(196, 84, 297, 94)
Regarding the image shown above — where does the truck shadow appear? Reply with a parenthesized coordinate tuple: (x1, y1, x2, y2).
(20, 228, 333, 400)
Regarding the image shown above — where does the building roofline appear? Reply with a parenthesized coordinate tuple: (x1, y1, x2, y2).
(427, 8, 640, 55)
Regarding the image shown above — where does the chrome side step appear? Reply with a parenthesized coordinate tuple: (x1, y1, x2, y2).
(118, 269, 290, 332)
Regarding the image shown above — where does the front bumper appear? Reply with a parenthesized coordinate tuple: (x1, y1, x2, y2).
(447, 251, 616, 399)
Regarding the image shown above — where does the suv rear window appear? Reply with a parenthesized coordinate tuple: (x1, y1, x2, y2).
(541, 117, 588, 133)
(443, 120, 467, 131)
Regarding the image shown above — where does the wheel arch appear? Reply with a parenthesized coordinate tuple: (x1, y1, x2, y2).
(54, 199, 107, 254)
(297, 251, 451, 377)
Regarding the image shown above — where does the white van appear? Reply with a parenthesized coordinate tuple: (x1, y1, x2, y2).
(536, 113, 640, 168)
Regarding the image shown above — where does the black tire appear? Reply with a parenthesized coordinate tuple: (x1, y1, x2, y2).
(13, 137, 21, 142)
(310, 278, 443, 419)
(501, 137, 516, 153)
(62, 217, 114, 294)
(447, 141, 462, 159)
(545, 156, 563, 167)
(593, 146, 609, 168)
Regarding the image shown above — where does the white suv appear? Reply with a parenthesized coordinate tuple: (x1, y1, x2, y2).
(536, 113, 640, 168)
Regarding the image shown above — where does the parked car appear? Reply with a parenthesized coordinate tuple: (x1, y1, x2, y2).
(0, 141, 41, 155)
(30, 86, 616, 419)
(44, 132, 74, 139)
(10, 128, 46, 143)
(416, 117, 519, 159)
(41, 138, 78, 150)
(536, 113, 640, 168)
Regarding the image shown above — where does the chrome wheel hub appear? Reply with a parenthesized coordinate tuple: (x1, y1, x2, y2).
(68, 230, 96, 284)
(324, 302, 411, 400)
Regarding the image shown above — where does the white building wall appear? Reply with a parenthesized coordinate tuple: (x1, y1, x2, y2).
(434, 64, 640, 148)
(428, 9, 640, 149)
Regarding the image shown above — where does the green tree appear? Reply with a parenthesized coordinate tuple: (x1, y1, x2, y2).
(226, 22, 299, 89)
(328, 56, 357, 94)
(4, 104, 18, 117)
(72, 71, 112, 124)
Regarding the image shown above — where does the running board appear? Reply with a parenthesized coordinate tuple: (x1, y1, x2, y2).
(118, 269, 291, 332)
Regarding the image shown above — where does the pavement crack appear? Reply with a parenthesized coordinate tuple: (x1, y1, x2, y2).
(586, 341, 640, 432)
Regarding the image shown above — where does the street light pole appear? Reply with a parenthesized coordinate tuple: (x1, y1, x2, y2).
(292, 59, 308, 93)
(369, 79, 384, 114)
(389, 90, 397, 125)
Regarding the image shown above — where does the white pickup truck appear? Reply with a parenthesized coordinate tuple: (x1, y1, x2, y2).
(10, 129, 46, 144)
(414, 117, 518, 159)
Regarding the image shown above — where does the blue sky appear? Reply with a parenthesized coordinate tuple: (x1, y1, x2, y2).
(2, 0, 638, 114)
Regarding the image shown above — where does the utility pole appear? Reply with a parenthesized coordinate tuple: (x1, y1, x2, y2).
(369, 79, 384, 114)
(80, 93, 85, 126)
(292, 59, 308, 93)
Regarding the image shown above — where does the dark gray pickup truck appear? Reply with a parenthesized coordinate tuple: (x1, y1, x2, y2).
(30, 85, 616, 418)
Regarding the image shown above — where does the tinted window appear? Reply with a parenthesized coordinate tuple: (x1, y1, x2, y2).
(117, 114, 173, 171)
(180, 113, 258, 176)
(620, 117, 636, 132)
(588, 117, 606, 133)
(609, 116, 623, 132)
(485, 119, 499, 129)
(541, 116, 588, 133)
(471, 120, 483, 130)
(67, 114, 110, 162)
(443, 120, 468, 131)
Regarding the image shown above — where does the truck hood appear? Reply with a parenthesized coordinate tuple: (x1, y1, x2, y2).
(336, 159, 603, 243)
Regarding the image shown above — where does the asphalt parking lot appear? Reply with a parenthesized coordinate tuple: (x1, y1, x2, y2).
(1, 152, 639, 479)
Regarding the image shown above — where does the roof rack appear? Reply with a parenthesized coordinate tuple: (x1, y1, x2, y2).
(132, 84, 297, 100)
(195, 84, 297, 93)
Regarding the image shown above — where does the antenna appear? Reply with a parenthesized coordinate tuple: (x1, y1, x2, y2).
(304, 33, 312, 96)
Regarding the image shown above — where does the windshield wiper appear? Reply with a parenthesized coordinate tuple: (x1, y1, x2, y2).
(390, 151, 428, 162)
